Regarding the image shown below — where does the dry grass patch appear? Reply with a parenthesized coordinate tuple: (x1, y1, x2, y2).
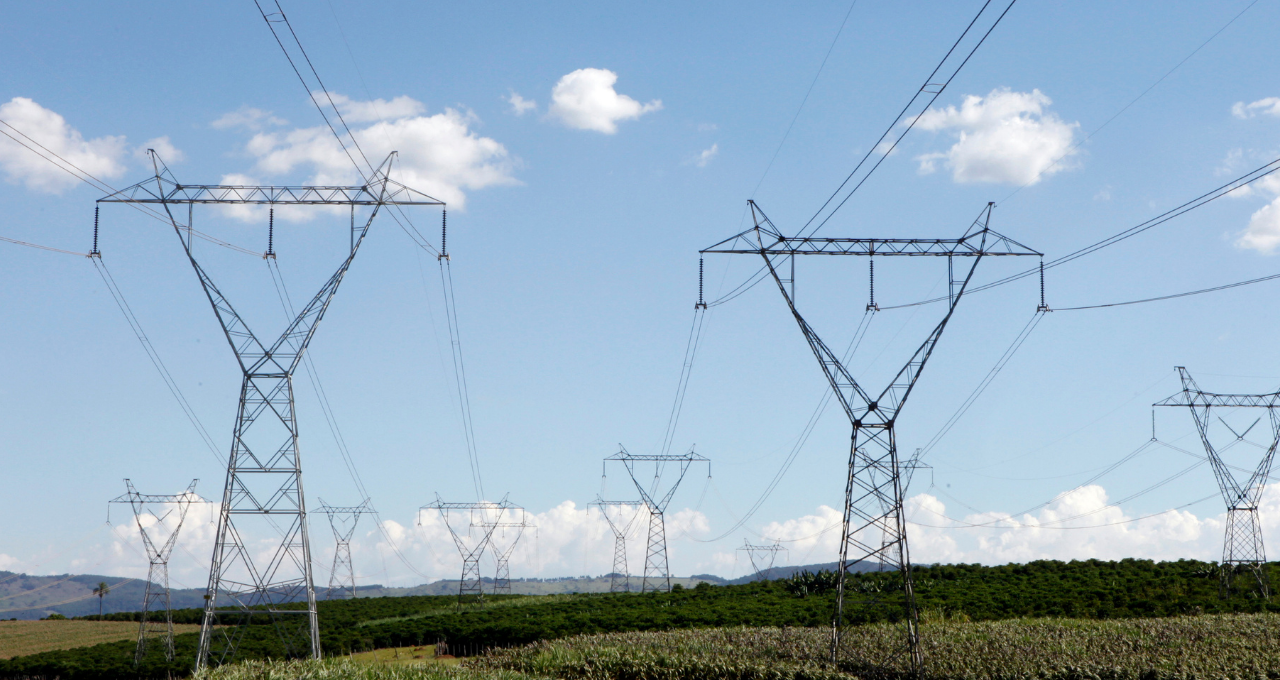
(0, 619, 200, 659)
(348, 645, 462, 667)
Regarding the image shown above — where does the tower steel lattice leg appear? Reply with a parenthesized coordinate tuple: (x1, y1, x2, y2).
(494, 558, 511, 595)
(830, 424, 921, 672)
(460, 548, 485, 602)
(198, 375, 320, 665)
(641, 509, 670, 593)
(611, 532, 630, 593)
(136, 559, 174, 663)
(327, 540, 354, 600)
(1223, 507, 1269, 597)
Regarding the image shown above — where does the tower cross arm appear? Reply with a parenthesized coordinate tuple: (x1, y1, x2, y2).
(701, 231, 1042, 257)
(1155, 392, 1280, 408)
(97, 177, 444, 206)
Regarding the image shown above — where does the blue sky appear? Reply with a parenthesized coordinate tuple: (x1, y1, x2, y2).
(3, 0, 1280, 591)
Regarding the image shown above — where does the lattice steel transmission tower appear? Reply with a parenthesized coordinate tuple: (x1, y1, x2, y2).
(738, 540, 786, 581)
(591, 498, 644, 593)
(477, 503, 534, 595)
(605, 446, 710, 593)
(317, 499, 370, 600)
(702, 201, 1039, 671)
(422, 496, 511, 603)
(108, 479, 207, 664)
(1155, 367, 1280, 598)
(99, 151, 444, 668)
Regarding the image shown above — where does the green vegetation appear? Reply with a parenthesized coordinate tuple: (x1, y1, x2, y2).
(476, 616, 1280, 680)
(4, 559, 1280, 679)
(193, 658, 538, 680)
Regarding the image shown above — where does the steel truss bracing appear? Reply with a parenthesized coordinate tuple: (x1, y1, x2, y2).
(98, 152, 444, 669)
(738, 540, 786, 581)
(605, 446, 711, 593)
(317, 499, 371, 601)
(592, 498, 644, 593)
(703, 201, 1039, 673)
(108, 479, 206, 664)
(1155, 367, 1280, 598)
(475, 503, 534, 595)
(422, 496, 513, 603)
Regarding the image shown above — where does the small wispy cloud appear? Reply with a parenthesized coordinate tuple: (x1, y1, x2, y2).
(211, 106, 287, 131)
(507, 92, 536, 116)
(690, 143, 719, 168)
(1232, 97, 1280, 120)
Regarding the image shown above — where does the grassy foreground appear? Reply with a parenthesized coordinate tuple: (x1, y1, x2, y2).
(194, 658, 538, 680)
(0, 619, 200, 659)
(195, 614, 1280, 680)
(475, 615, 1280, 680)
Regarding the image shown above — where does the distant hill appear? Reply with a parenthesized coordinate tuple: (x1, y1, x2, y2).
(0, 561, 879, 619)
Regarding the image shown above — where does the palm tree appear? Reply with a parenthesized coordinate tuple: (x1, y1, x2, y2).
(92, 582, 110, 619)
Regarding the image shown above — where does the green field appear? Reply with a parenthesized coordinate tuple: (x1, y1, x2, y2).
(0, 619, 201, 659)
(195, 614, 1280, 680)
(6, 559, 1280, 679)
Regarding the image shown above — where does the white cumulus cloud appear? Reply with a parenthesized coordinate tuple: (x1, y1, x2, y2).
(915, 88, 1079, 185)
(1231, 175, 1280, 254)
(0, 97, 128, 193)
(317, 92, 425, 124)
(1232, 97, 1280, 120)
(755, 482, 1280, 567)
(507, 92, 536, 116)
(548, 68, 662, 134)
(234, 93, 515, 213)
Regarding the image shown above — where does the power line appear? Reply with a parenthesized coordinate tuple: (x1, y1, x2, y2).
(92, 257, 225, 467)
(882, 156, 1280, 310)
(0, 120, 259, 257)
(0, 233, 88, 257)
(999, 0, 1263, 206)
(800, 0, 1019, 237)
(751, 0, 861, 198)
(1055, 271, 1280, 311)
(917, 311, 1044, 460)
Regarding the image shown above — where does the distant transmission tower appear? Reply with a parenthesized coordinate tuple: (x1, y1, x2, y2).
(605, 445, 710, 592)
(317, 499, 370, 600)
(591, 498, 644, 592)
(108, 479, 207, 664)
(1156, 367, 1280, 598)
(422, 495, 511, 603)
(738, 540, 786, 581)
(477, 503, 534, 595)
(702, 201, 1039, 671)
(99, 151, 444, 668)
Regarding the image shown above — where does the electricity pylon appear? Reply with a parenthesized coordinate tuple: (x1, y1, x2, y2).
(108, 479, 207, 664)
(476, 503, 534, 595)
(702, 201, 1039, 672)
(591, 498, 644, 592)
(1155, 367, 1280, 598)
(738, 540, 786, 581)
(317, 499, 370, 600)
(605, 446, 710, 593)
(99, 151, 444, 668)
(422, 495, 511, 603)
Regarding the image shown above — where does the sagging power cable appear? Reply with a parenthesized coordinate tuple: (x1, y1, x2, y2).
(918, 310, 1044, 459)
(883, 155, 1280, 310)
(658, 307, 707, 456)
(92, 257, 225, 467)
(692, 310, 877, 542)
(800, 0, 1019, 237)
